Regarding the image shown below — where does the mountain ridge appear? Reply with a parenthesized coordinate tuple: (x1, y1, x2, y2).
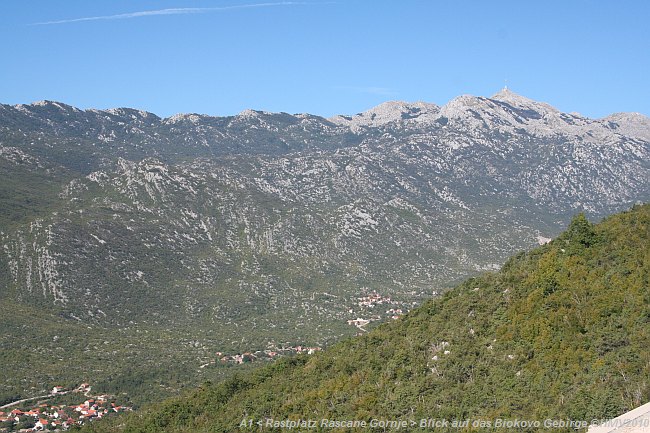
(5, 90, 648, 157)
(7, 88, 650, 125)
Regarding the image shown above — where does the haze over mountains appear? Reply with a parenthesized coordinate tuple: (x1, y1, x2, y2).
(0, 89, 649, 404)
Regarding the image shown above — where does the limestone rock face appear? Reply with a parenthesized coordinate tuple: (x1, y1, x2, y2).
(0, 92, 648, 345)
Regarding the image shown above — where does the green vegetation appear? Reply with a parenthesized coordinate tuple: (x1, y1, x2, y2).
(78, 204, 650, 432)
(0, 300, 262, 407)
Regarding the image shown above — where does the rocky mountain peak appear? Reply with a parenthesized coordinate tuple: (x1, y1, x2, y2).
(602, 112, 650, 141)
(438, 94, 487, 119)
(435, 89, 628, 140)
(491, 86, 530, 103)
(105, 107, 160, 121)
(490, 87, 559, 114)
(12, 100, 82, 116)
(31, 100, 78, 110)
(328, 100, 440, 129)
(164, 113, 205, 125)
(238, 108, 264, 118)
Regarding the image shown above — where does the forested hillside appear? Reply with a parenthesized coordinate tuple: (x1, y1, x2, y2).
(78, 204, 650, 432)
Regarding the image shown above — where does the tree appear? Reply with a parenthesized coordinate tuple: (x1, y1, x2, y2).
(0, 419, 16, 432)
(564, 213, 598, 254)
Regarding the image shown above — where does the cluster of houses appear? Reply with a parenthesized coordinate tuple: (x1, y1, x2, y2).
(386, 308, 404, 320)
(355, 292, 399, 309)
(344, 292, 409, 331)
(347, 317, 372, 329)
(0, 384, 131, 431)
(215, 345, 322, 366)
(356, 292, 408, 319)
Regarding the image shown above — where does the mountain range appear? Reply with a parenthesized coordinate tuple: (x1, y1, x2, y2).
(0, 89, 648, 404)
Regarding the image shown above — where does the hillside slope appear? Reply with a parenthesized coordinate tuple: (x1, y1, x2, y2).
(80, 204, 650, 432)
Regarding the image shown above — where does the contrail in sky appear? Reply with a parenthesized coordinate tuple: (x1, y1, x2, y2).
(31, 2, 316, 25)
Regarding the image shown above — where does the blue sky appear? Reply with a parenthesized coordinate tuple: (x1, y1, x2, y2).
(1, 0, 648, 118)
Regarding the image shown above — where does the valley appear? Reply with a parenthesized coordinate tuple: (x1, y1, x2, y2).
(76, 204, 650, 433)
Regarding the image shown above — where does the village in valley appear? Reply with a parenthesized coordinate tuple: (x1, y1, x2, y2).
(0, 291, 419, 431)
(346, 291, 413, 332)
(210, 291, 413, 368)
(0, 383, 132, 432)
(209, 344, 322, 367)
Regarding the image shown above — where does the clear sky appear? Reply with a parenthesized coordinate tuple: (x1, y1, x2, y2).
(1, 0, 648, 119)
